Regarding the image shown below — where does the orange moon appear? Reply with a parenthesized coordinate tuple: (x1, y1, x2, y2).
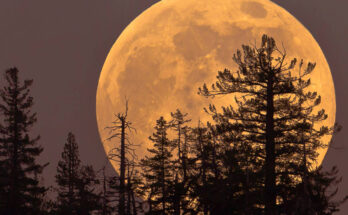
(96, 0, 335, 171)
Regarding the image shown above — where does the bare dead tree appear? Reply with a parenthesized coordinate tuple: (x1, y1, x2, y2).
(105, 99, 137, 215)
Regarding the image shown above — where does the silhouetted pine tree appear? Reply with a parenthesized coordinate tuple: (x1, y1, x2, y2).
(169, 109, 192, 214)
(308, 166, 347, 214)
(281, 69, 347, 213)
(56, 133, 101, 215)
(75, 165, 100, 215)
(189, 121, 245, 214)
(204, 120, 263, 215)
(56, 132, 81, 214)
(199, 34, 339, 214)
(283, 165, 347, 215)
(0, 67, 47, 215)
(140, 116, 174, 214)
(190, 122, 212, 215)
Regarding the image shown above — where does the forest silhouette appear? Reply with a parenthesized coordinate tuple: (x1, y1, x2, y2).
(0, 35, 346, 215)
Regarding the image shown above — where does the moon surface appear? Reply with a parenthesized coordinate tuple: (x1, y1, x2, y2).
(96, 0, 335, 171)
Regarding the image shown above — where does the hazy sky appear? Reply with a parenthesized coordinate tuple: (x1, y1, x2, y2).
(0, 0, 346, 212)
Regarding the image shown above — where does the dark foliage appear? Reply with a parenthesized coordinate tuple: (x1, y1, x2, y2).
(0, 68, 47, 215)
(55, 132, 100, 215)
(140, 117, 175, 214)
(198, 34, 344, 214)
(0, 35, 346, 215)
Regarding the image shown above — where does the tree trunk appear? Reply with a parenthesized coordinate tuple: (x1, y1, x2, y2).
(9, 140, 18, 215)
(199, 129, 208, 215)
(131, 189, 137, 215)
(119, 118, 126, 215)
(127, 180, 131, 214)
(102, 168, 107, 215)
(9, 101, 19, 215)
(161, 137, 166, 214)
(265, 71, 276, 215)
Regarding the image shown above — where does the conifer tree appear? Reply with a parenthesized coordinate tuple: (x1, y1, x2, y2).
(75, 165, 100, 215)
(284, 166, 347, 215)
(283, 71, 347, 213)
(190, 122, 212, 215)
(56, 132, 81, 214)
(306, 166, 347, 214)
(199, 35, 337, 214)
(56, 132, 101, 215)
(140, 116, 174, 214)
(206, 110, 264, 214)
(169, 109, 192, 213)
(190, 122, 243, 214)
(0, 67, 47, 215)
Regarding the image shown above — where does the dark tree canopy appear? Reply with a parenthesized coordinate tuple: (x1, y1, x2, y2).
(55, 132, 81, 214)
(169, 109, 192, 214)
(199, 34, 340, 214)
(55, 132, 100, 215)
(0, 68, 47, 215)
(0, 35, 346, 215)
(141, 116, 175, 214)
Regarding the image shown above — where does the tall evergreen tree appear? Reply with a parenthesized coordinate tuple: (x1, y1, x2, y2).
(169, 109, 192, 214)
(75, 165, 100, 215)
(56, 132, 100, 215)
(199, 35, 337, 214)
(190, 122, 235, 214)
(141, 116, 174, 214)
(192, 120, 263, 215)
(56, 132, 81, 214)
(284, 165, 347, 215)
(0, 67, 47, 215)
(190, 122, 211, 215)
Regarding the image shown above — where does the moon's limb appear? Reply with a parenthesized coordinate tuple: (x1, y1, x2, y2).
(96, 0, 335, 171)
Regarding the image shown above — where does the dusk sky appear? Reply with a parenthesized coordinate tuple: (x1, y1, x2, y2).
(0, 0, 346, 213)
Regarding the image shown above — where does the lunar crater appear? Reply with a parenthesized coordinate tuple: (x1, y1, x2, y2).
(241, 1, 268, 19)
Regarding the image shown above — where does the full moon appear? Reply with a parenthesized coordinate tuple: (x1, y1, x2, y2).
(96, 0, 335, 171)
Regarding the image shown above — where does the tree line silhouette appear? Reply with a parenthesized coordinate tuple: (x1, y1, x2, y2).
(0, 35, 346, 215)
